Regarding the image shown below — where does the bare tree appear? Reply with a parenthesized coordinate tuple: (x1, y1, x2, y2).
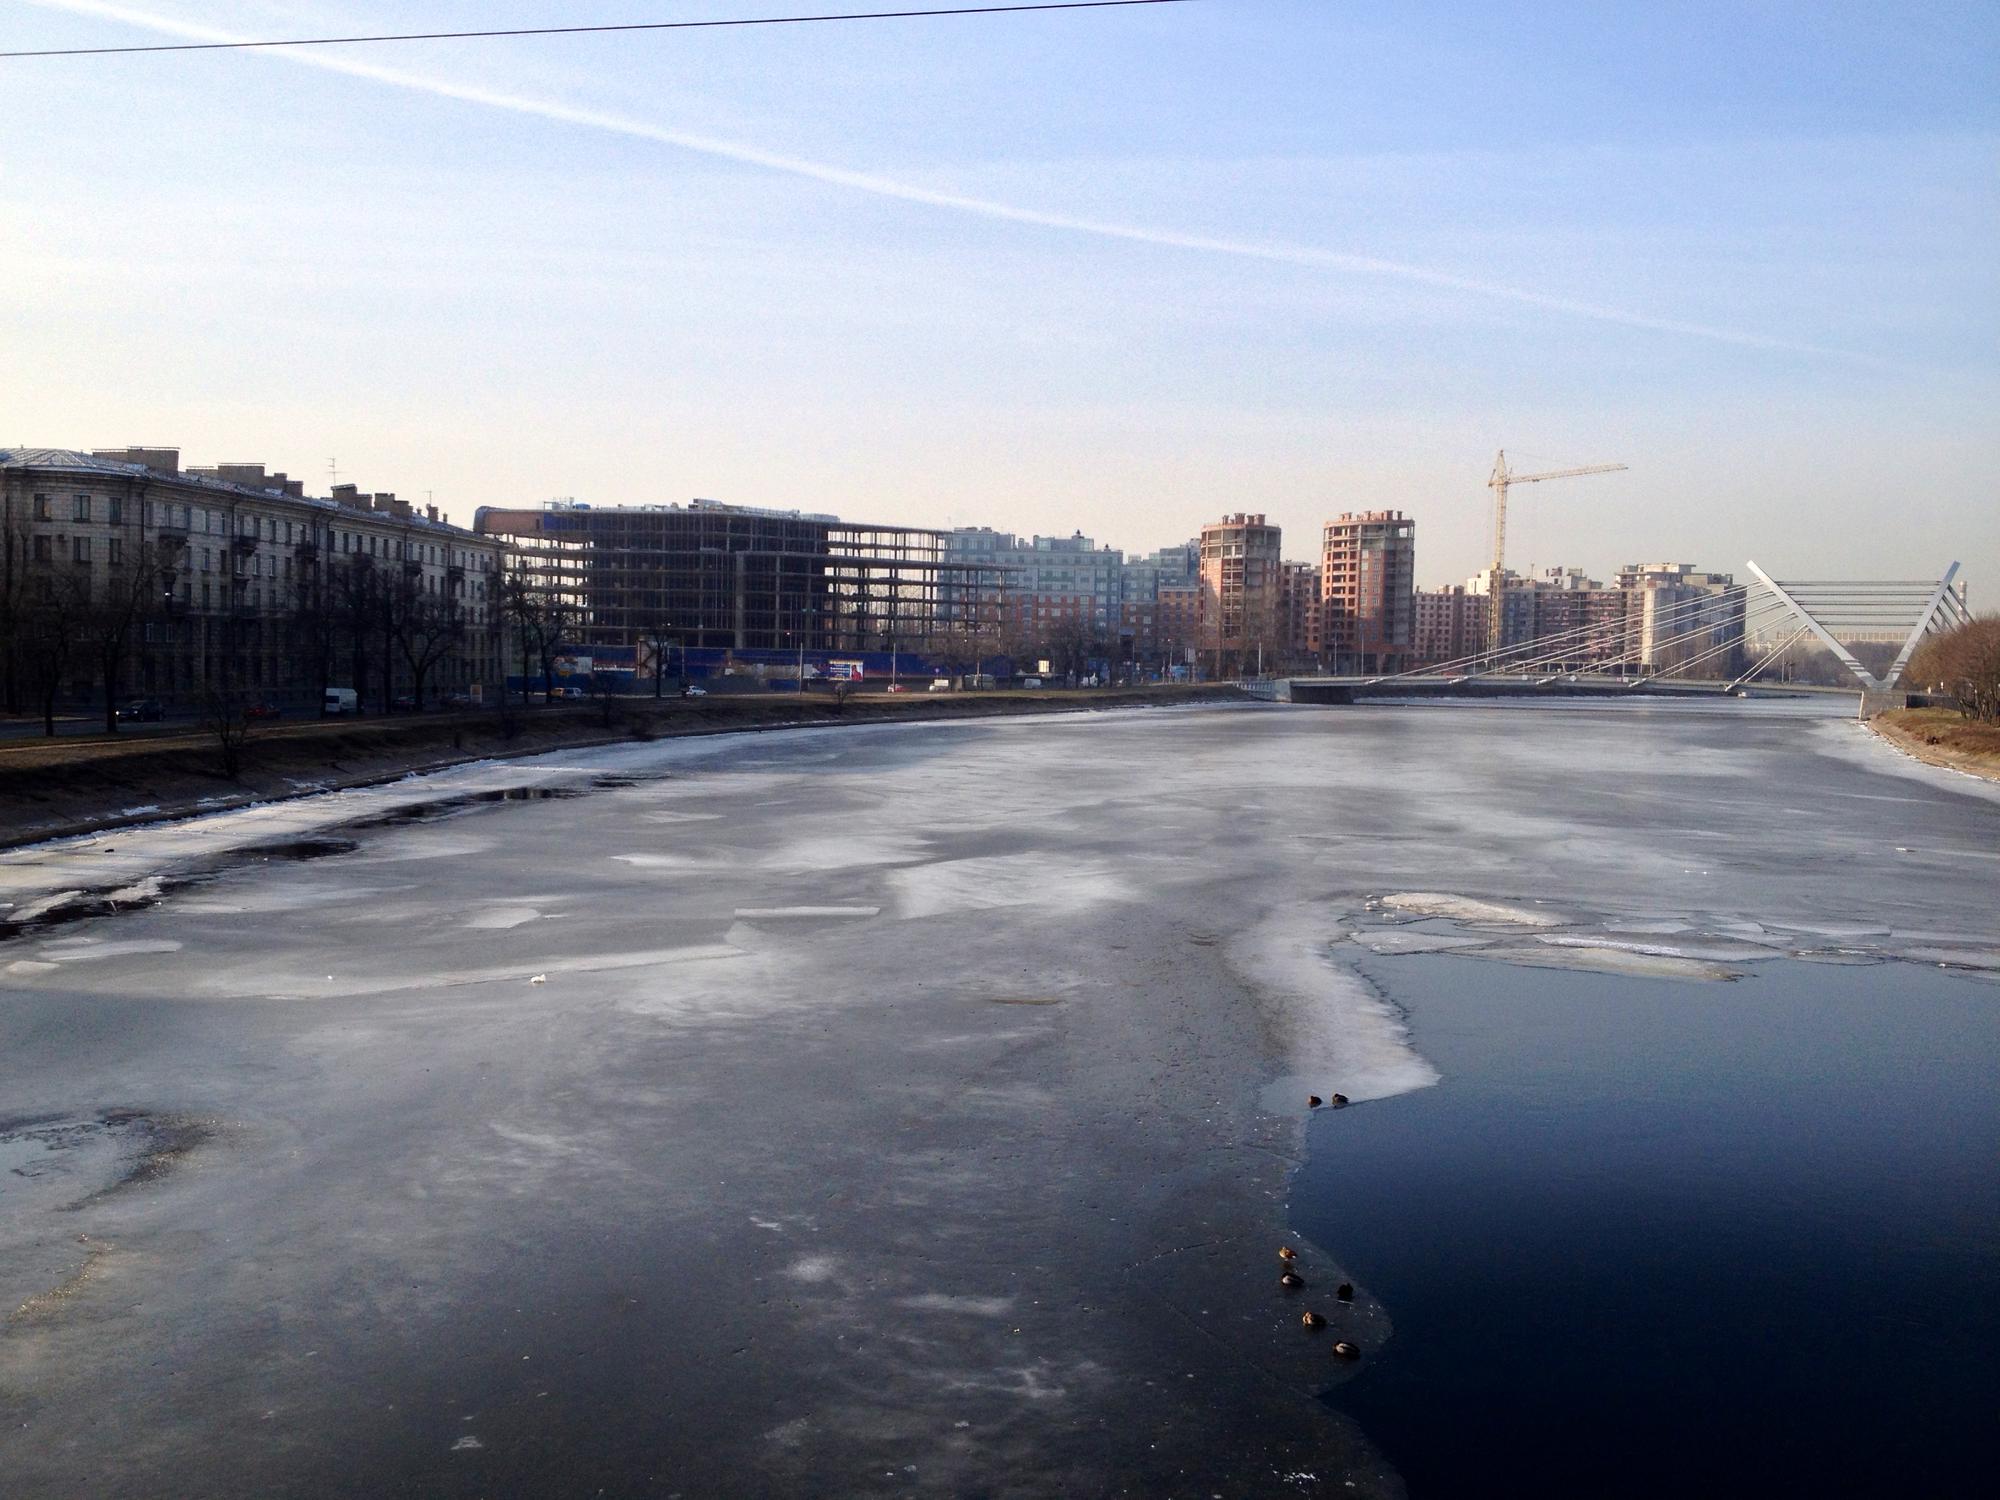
(0, 519, 32, 716)
(1908, 616, 2000, 721)
(199, 687, 257, 780)
(77, 539, 176, 732)
(501, 571, 549, 707)
(287, 546, 337, 715)
(639, 621, 681, 698)
(19, 566, 85, 736)
(330, 556, 382, 715)
(388, 574, 464, 712)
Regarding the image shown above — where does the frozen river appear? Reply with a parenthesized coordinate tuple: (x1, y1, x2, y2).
(2, 698, 1996, 1497)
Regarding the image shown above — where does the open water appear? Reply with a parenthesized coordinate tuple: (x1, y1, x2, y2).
(1299, 953, 2000, 1496)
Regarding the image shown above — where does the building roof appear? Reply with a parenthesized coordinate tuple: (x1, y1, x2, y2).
(1, 447, 489, 542)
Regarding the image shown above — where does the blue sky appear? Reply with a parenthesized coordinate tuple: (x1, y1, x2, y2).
(3, 0, 1994, 589)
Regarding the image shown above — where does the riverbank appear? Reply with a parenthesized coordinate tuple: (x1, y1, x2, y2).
(1869, 706, 2000, 782)
(0, 684, 1245, 850)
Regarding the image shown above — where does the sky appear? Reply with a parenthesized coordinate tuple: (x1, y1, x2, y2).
(2, 0, 1995, 590)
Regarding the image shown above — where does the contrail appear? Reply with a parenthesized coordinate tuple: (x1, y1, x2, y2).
(24, 0, 1878, 363)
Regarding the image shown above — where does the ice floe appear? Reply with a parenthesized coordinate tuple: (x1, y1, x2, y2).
(1379, 892, 1565, 927)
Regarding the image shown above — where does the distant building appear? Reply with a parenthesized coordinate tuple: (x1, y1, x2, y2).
(1413, 584, 1481, 666)
(1446, 562, 1745, 676)
(1615, 563, 1745, 675)
(1198, 513, 1283, 676)
(947, 528, 1124, 658)
(1118, 540, 1198, 673)
(480, 500, 1003, 665)
(1321, 510, 1415, 672)
(1155, 582, 1200, 673)
(1278, 561, 1323, 670)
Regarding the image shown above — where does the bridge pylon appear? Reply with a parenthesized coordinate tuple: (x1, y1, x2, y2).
(1744, 561, 1970, 713)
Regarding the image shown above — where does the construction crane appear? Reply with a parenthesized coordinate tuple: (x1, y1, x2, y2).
(1486, 449, 1627, 652)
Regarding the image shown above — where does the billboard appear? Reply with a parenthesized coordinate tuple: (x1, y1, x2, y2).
(826, 660, 865, 681)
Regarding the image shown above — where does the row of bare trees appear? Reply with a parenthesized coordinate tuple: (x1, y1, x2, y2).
(290, 552, 480, 715)
(1908, 616, 2000, 721)
(0, 524, 513, 734)
(0, 533, 178, 734)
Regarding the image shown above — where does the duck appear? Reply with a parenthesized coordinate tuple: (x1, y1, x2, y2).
(1330, 1093, 1350, 1108)
(1279, 1271, 1305, 1291)
(1300, 1310, 1325, 1330)
(1307, 1095, 1323, 1109)
(1332, 1341, 1361, 1359)
(1336, 1282, 1354, 1303)
(1277, 1246, 1297, 1263)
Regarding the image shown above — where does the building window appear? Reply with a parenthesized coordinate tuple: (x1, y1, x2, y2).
(108, 538, 123, 566)
(108, 496, 123, 525)
(33, 535, 50, 561)
(33, 493, 51, 519)
(73, 494, 91, 522)
(73, 537, 91, 563)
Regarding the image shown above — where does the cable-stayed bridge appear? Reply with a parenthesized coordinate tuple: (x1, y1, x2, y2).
(1276, 562, 1969, 715)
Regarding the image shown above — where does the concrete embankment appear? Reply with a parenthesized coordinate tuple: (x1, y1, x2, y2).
(0, 685, 1248, 849)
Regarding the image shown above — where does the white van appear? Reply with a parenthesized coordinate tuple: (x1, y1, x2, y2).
(323, 687, 358, 716)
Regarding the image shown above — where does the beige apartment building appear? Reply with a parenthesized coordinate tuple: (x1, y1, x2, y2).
(1, 446, 507, 714)
(1321, 510, 1415, 673)
(1198, 513, 1284, 677)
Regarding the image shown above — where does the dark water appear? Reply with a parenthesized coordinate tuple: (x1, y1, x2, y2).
(1295, 956, 2000, 1498)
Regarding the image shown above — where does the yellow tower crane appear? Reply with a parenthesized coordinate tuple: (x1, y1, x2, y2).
(1486, 449, 1628, 652)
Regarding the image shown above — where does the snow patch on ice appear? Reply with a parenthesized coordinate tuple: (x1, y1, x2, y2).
(35, 938, 183, 963)
(733, 906, 880, 920)
(1232, 904, 1440, 1103)
(464, 907, 542, 930)
(786, 1254, 841, 1284)
(890, 855, 1129, 920)
(1380, 892, 1565, 927)
(900, 1293, 1015, 1316)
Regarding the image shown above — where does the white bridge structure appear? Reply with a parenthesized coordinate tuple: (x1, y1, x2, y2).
(1282, 561, 1970, 715)
(1744, 562, 1971, 712)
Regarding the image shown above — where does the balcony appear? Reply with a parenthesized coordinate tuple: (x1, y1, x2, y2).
(154, 528, 188, 549)
(231, 535, 258, 555)
(295, 539, 318, 560)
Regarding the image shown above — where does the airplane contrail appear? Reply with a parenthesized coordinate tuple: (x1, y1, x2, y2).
(23, 0, 1880, 363)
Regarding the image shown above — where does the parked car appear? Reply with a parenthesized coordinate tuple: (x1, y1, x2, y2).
(391, 694, 419, 712)
(243, 700, 284, 720)
(885, 683, 907, 693)
(680, 685, 707, 698)
(552, 684, 586, 701)
(928, 678, 952, 693)
(116, 698, 164, 722)
(1021, 677, 1043, 688)
(443, 691, 472, 709)
(322, 686, 358, 716)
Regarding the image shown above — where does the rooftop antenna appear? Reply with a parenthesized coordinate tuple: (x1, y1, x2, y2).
(327, 456, 340, 486)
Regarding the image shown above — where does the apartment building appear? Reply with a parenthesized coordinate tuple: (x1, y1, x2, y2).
(1, 447, 506, 711)
(1198, 514, 1283, 676)
(1321, 510, 1415, 672)
(1278, 560, 1323, 670)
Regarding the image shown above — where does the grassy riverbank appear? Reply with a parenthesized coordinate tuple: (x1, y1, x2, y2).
(1870, 707, 2000, 782)
(0, 684, 1246, 849)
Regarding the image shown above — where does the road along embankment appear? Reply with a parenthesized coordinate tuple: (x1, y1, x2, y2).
(0, 686, 1246, 850)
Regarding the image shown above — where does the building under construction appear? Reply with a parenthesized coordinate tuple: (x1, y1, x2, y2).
(474, 498, 1008, 662)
